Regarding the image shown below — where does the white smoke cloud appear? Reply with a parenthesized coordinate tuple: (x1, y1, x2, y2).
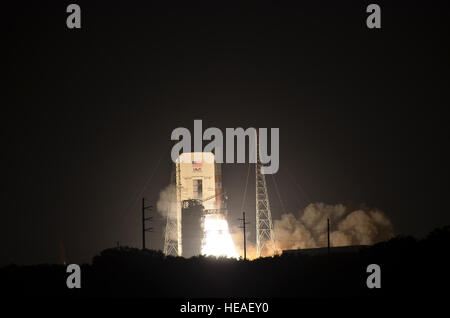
(230, 226, 258, 260)
(156, 184, 176, 218)
(274, 202, 394, 250)
(157, 183, 394, 257)
(156, 184, 177, 241)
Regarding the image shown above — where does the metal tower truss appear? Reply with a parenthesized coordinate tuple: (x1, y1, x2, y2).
(163, 164, 182, 256)
(175, 159, 183, 256)
(255, 140, 276, 257)
(163, 215, 178, 256)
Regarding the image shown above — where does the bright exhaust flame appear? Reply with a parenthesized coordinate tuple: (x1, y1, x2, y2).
(202, 214, 239, 258)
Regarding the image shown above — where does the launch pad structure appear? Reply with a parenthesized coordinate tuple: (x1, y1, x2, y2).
(163, 139, 276, 258)
(164, 152, 226, 257)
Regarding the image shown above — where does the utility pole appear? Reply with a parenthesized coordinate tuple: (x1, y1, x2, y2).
(142, 198, 153, 250)
(327, 218, 330, 255)
(238, 212, 250, 260)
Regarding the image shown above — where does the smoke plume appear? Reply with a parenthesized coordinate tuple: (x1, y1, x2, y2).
(157, 184, 394, 257)
(230, 227, 258, 260)
(274, 202, 394, 250)
(156, 184, 177, 240)
(156, 184, 176, 218)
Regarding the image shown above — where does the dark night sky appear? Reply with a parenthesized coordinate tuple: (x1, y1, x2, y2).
(2, 0, 449, 265)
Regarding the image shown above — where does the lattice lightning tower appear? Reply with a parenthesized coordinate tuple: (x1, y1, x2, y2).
(255, 133, 276, 257)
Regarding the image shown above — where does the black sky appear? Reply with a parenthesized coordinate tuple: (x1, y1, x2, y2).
(2, 0, 450, 265)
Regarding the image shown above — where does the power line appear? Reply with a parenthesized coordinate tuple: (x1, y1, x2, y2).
(240, 163, 252, 213)
(271, 173, 288, 215)
(285, 166, 312, 205)
(124, 142, 169, 220)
